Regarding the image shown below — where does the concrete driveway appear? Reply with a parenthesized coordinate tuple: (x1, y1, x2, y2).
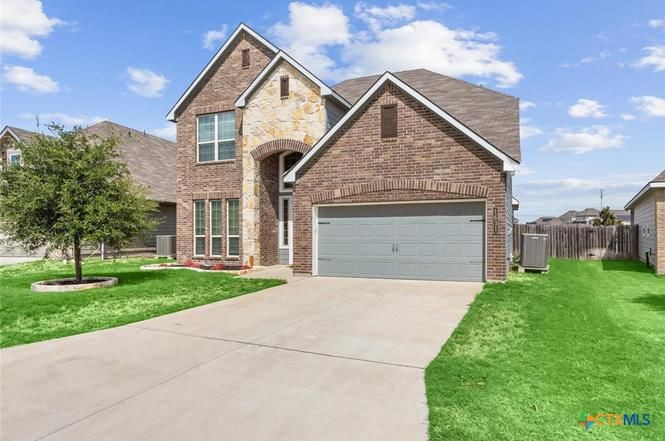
(1, 276, 480, 441)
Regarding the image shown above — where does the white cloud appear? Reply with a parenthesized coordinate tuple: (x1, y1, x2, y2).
(270, 2, 521, 88)
(3, 65, 59, 94)
(634, 46, 665, 71)
(519, 100, 536, 110)
(151, 123, 177, 141)
(648, 19, 665, 29)
(560, 50, 610, 68)
(126, 67, 169, 97)
(20, 112, 107, 127)
(271, 2, 350, 78)
(0, 0, 62, 59)
(342, 20, 522, 87)
(203, 25, 228, 50)
(355, 3, 416, 32)
(631, 96, 665, 117)
(513, 172, 655, 220)
(568, 99, 607, 118)
(541, 126, 625, 154)
(621, 113, 635, 120)
(516, 165, 536, 176)
(520, 118, 542, 139)
(416, 2, 453, 11)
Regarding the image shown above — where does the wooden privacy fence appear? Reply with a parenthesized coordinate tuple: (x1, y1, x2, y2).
(513, 224, 638, 260)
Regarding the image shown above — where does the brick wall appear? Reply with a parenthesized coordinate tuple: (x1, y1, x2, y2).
(292, 83, 509, 280)
(175, 32, 274, 262)
(259, 155, 279, 265)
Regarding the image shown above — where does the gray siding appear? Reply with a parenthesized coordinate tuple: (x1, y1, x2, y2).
(634, 192, 657, 267)
(325, 99, 347, 130)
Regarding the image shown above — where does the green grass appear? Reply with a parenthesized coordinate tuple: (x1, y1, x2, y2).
(0, 258, 284, 348)
(426, 259, 665, 440)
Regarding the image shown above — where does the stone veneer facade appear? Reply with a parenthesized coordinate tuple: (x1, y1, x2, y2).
(292, 83, 509, 281)
(241, 60, 328, 265)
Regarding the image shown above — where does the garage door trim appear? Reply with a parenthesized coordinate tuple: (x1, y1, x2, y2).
(311, 199, 487, 281)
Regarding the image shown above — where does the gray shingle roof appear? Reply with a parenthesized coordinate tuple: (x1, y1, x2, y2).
(651, 169, 665, 183)
(82, 121, 176, 203)
(333, 68, 521, 162)
(5, 126, 39, 141)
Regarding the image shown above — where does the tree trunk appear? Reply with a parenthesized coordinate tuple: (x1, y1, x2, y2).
(73, 236, 82, 283)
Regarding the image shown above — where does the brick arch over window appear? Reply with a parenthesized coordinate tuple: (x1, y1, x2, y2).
(250, 139, 312, 160)
(309, 179, 489, 204)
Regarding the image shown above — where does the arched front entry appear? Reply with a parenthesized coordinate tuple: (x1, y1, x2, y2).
(250, 139, 309, 266)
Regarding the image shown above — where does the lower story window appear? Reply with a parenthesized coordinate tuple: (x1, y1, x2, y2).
(194, 200, 205, 256)
(210, 200, 222, 256)
(227, 199, 240, 257)
(279, 197, 291, 248)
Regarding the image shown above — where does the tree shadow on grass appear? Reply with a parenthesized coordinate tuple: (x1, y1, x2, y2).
(601, 260, 654, 273)
(94, 270, 167, 286)
(632, 294, 665, 313)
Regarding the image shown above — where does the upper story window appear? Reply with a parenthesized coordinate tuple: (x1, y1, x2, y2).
(279, 151, 303, 192)
(241, 49, 250, 68)
(197, 112, 235, 162)
(381, 104, 397, 139)
(280, 75, 289, 99)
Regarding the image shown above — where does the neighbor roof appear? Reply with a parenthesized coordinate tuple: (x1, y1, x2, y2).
(333, 68, 521, 162)
(166, 23, 278, 121)
(83, 121, 176, 203)
(235, 51, 350, 108)
(285, 72, 519, 183)
(625, 169, 665, 209)
(1, 126, 39, 142)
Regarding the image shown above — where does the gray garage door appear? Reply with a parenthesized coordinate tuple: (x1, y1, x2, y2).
(317, 202, 485, 281)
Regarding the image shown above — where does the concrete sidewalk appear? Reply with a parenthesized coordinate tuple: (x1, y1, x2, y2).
(1, 277, 480, 441)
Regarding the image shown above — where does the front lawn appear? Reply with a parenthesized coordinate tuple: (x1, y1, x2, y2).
(426, 259, 664, 440)
(0, 258, 283, 348)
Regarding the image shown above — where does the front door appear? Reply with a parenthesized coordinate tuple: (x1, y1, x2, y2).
(278, 196, 293, 264)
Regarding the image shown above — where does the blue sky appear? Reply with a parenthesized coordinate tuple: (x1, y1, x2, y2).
(2, 0, 664, 220)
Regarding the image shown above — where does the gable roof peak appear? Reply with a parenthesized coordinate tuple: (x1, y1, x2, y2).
(166, 23, 278, 121)
(285, 71, 519, 183)
(235, 50, 350, 108)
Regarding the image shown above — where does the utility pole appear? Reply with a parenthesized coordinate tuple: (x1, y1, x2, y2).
(600, 188, 604, 210)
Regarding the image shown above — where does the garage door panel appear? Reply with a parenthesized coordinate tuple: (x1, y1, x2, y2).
(317, 202, 484, 282)
(465, 242, 483, 258)
(419, 243, 437, 257)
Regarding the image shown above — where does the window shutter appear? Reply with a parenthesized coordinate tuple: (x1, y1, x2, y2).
(280, 76, 289, 99)
(381, 104, 397, 138)
(241, 49, 250, 68)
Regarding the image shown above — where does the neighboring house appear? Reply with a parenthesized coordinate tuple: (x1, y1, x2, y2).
(562, 208, 599, 224)
(0, 121, 176, 256)
(168, 24, 521, 282)
(625, 170, 665, 274)
(526, 216, 563, 225)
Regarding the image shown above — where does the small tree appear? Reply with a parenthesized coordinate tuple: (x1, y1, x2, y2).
(0, 124, 157, 282)
(592, 206, 622, 226)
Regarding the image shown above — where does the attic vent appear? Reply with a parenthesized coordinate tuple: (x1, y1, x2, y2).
(381, 104, 397, 139)
(241, 49, 250, 68)
(280, 75, 289, 99)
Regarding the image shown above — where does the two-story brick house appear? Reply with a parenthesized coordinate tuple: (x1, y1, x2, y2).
(168, 24, 521, 281)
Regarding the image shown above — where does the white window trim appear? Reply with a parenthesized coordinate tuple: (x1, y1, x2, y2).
(209, 200, 223, 257)
(196, 112, 235, 163)
(226, 199, 240, 258)
(278, 151, 294, 193)
(7, 150, 21, 166)
(193, 200, 205, 257)
(278, 196, 293, 248)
